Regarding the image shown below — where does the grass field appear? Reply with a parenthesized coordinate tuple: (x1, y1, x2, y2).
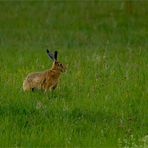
(0, 1, 148, 147)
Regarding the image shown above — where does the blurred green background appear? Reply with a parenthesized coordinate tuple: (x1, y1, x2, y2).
(0, 1, 147, 50)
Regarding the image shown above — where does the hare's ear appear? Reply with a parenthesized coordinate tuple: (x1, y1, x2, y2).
(46, 49, 54, 61)
(54, 51, 58, 61)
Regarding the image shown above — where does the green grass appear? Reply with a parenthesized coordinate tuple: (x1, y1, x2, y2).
(0, 1, 148, 147)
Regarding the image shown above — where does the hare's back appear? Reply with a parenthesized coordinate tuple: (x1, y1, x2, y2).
(26, 72, 43, 83)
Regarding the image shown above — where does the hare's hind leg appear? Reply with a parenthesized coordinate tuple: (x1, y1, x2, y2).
(23, 79, 33, 92)
(23, 81, 30, 91)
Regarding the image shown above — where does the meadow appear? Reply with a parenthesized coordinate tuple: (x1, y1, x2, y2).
(0, 1, 148, 147)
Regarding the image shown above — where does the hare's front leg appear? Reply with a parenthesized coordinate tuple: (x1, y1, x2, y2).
(51, 83, 58, 91)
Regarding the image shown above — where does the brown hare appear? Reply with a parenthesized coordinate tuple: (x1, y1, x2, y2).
(23, 50, 66, 92)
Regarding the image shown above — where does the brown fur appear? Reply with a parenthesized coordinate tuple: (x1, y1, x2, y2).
(23, 61, 66, 92)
